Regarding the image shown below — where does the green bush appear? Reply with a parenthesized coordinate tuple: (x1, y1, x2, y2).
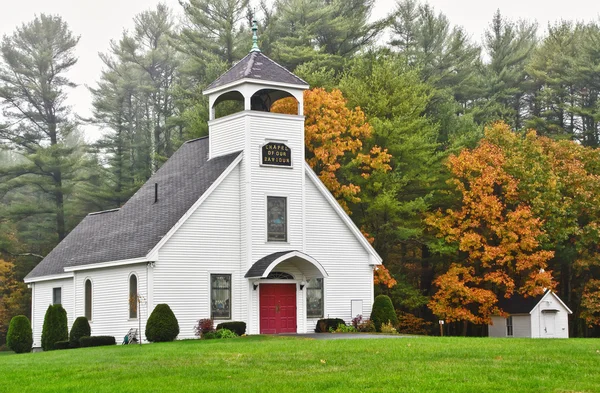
(331, 323, 357, 333)
(203, 328, 238, 339)
(41, 304, 68, 351)
(6, 315, 33, 354)
(79, 336, 116, 347)
(145, 304, 179, 342)
(216, 321, 246, 336)
(54, 340, 71, 350)
(69, 317, 91, 348)
(314, 318, 346, 333)
(371, 295, 398, 332)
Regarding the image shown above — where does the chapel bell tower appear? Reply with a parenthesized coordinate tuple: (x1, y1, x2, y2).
(203, 20, 310, 268)
(203, 19, 309, 160)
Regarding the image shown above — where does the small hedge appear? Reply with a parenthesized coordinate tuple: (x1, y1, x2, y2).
(145, 304, 179, 342)
(203, 328, 238, 339)
(41, 304, 68, 351)
(79, 336, 116, 348)
(6, 315, 33, 354)
(315, 318, 346, 333)
(216, 321, 246, 336)
(54, 340, 71, 350)
(371, 295, 398, 332)
(69, 317, 91, 348)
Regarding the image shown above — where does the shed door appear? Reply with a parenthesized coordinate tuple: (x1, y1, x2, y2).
(542, 312, 556, 337)
(260, 284, 297, 334)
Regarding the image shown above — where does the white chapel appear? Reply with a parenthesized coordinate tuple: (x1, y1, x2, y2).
(25, 25, 382, 346)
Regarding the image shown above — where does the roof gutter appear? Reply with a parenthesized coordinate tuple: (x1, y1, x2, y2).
(63, 257, 151, 273)
(24, 272, 74, 284)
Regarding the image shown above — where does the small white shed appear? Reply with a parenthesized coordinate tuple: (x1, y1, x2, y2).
(489, 290, 572, 338)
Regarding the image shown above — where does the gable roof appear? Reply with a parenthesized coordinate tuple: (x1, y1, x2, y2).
(26, 138, 241, 280)
(205, 51, 308, 91)
(497, 292, 546, 314)
(497, 290, 572, 314)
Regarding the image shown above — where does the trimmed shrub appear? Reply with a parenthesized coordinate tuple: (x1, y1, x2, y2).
(371, 295, 398, 332)
(79, 336, 116, 348)
(193, 318, 214, 338)
(54, 340, 71, 350)
(203, 328, 237, 339)
(216, 321, 246, 336)
(6, 315, 33, 354)
(145, 304, 179, 342)
(41, 304, 68, 351)
(69, 317, 91, 348)
(314, 318, 345, 333)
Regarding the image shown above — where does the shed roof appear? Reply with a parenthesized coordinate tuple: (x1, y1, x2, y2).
(497, 292, 547, 314)
(205, 51, 308, 91)
(26, 138, 240, 279)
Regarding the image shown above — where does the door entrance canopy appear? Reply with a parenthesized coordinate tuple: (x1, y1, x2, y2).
(245, 250, 328, 280)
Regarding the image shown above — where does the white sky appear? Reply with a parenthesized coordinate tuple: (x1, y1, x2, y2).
(1, 0, 599, 142)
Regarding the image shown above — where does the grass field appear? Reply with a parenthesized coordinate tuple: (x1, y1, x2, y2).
(0, 335, 599, 392)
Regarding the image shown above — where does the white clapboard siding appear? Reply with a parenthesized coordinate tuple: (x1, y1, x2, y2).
(512, 315, 532, 337)
(73, 264, 148, 342)
(531, 293, 570, 338)
(248, 113, 305, 266)
(488, 316, 507, 337)
(155, 164, 243, 339)
(209, 113, 246, 158)
(31, 278, 74, 348)
(304, 174, 372, 328)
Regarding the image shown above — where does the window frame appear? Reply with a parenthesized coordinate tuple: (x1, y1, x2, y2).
(52, 287, 62, 305)
(506, 315, 513, 337)
(129, 273, 138, 320)
(266, 195, 288, 242)
(210, 274, 232, 320)
(306, 278, 324, 318)
(84, 278, 93, 321)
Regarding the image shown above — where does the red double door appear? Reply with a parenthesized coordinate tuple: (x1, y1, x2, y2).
(259, 284, 297, 334)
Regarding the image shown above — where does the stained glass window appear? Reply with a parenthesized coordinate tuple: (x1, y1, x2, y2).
(307, 278, 323, 318)
(129, 274, 138, 319)
(267, 196, 287, 241)
(85, 279, 92, 321)
(211, 274, 231, 320)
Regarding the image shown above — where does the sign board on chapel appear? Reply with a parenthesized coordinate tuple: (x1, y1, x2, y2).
(261, 142, 292, 167)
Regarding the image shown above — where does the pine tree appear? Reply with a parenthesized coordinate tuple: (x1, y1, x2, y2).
(0, 15, 83, 243)
(479, 10, 537, 128)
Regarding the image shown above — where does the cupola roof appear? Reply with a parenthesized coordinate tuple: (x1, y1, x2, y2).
(205, 51, 308, 92)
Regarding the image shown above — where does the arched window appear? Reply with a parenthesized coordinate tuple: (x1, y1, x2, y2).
(129, 274, 138, 319)
(84, 279, 92, 321)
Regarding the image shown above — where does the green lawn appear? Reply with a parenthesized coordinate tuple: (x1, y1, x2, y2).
(0, 335, 599, 392)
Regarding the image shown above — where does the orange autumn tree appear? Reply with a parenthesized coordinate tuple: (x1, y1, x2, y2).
(426, 122, 554, 326)
(272, 88, 395, 289)
(271, 88, 391, 214)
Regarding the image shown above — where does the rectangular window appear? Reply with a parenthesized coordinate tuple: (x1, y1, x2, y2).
(267, 196, 287, 241)
(506, 316, 513, 337)
(211, 274, 231, 320)
(306, 278, 323, 318)
(52, 287, 61, 305)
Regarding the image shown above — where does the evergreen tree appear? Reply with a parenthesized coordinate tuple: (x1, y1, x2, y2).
(261, 0, 388, 71)
(478, 10, 537, 128)
(0, 15, 81, 242)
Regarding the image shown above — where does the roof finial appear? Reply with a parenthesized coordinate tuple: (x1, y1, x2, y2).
(251, 18, 261, 53)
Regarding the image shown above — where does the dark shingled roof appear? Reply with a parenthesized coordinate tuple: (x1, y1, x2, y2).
(245, 251, 297, 278)
(206, 52, 308, 90)
(496, 291, 548, 314)
(26, 138, 241, 279)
